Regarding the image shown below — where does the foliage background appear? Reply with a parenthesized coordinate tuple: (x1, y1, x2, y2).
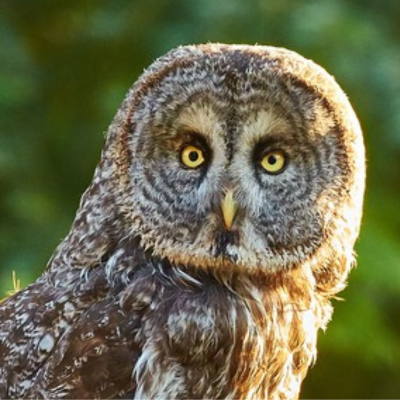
(1, 0, 400, 398)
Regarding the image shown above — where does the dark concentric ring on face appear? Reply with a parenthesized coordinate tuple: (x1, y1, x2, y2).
(126, 48, 353, 271)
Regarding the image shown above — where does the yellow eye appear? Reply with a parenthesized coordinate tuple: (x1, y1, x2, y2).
(260, 150, 287, 174)
(180, 145, 205, 168)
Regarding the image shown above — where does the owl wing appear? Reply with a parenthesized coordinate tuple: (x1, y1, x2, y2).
(0, 269, 143, 399)
(25, 299, 141, 399)
(0, 278, 67, 398)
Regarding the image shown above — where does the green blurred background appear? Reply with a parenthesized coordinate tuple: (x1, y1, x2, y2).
(1, 0, 400, 398)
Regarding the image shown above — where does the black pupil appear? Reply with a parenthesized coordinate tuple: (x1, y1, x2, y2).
(189, 151, 199, 162)
(268, 155, 277, 165)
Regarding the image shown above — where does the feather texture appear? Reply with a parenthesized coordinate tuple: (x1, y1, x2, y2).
(0, 44, 365, 399)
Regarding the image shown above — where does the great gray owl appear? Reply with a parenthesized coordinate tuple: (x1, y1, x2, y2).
(0, 44, 365, 399)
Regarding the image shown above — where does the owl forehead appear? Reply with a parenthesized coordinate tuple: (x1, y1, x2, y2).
(175, 103, 295, 150)
(149, 54, 291, 113)
(137, 55, 335, 150)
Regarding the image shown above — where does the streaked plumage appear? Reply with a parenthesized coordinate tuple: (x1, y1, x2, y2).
(0, 44, 365, 399)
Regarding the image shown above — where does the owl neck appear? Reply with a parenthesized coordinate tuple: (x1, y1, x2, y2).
(122, 249, 327, 399)
(46, 236, 330, 399)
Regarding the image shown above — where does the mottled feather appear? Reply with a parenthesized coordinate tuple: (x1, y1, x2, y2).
(0, 44, 365, 399)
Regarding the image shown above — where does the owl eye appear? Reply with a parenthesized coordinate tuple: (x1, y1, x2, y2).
(180, 145, 205, 169)
(260, 150, 287, 174)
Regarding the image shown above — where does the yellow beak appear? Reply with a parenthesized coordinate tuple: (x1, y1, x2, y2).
(221, 190, 238, 230)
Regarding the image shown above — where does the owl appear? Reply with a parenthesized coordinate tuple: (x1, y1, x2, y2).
(0, 44, 365, 399)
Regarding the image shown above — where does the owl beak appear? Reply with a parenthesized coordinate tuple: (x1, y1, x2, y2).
(221, 190, 238, 231)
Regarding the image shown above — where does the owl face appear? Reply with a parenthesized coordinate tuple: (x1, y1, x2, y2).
(123, 46, 364, 273)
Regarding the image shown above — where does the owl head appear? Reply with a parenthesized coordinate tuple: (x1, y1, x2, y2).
(50, 44, 365, 283)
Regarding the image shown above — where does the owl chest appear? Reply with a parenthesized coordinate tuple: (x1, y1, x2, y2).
(129, 281, 273, 399)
